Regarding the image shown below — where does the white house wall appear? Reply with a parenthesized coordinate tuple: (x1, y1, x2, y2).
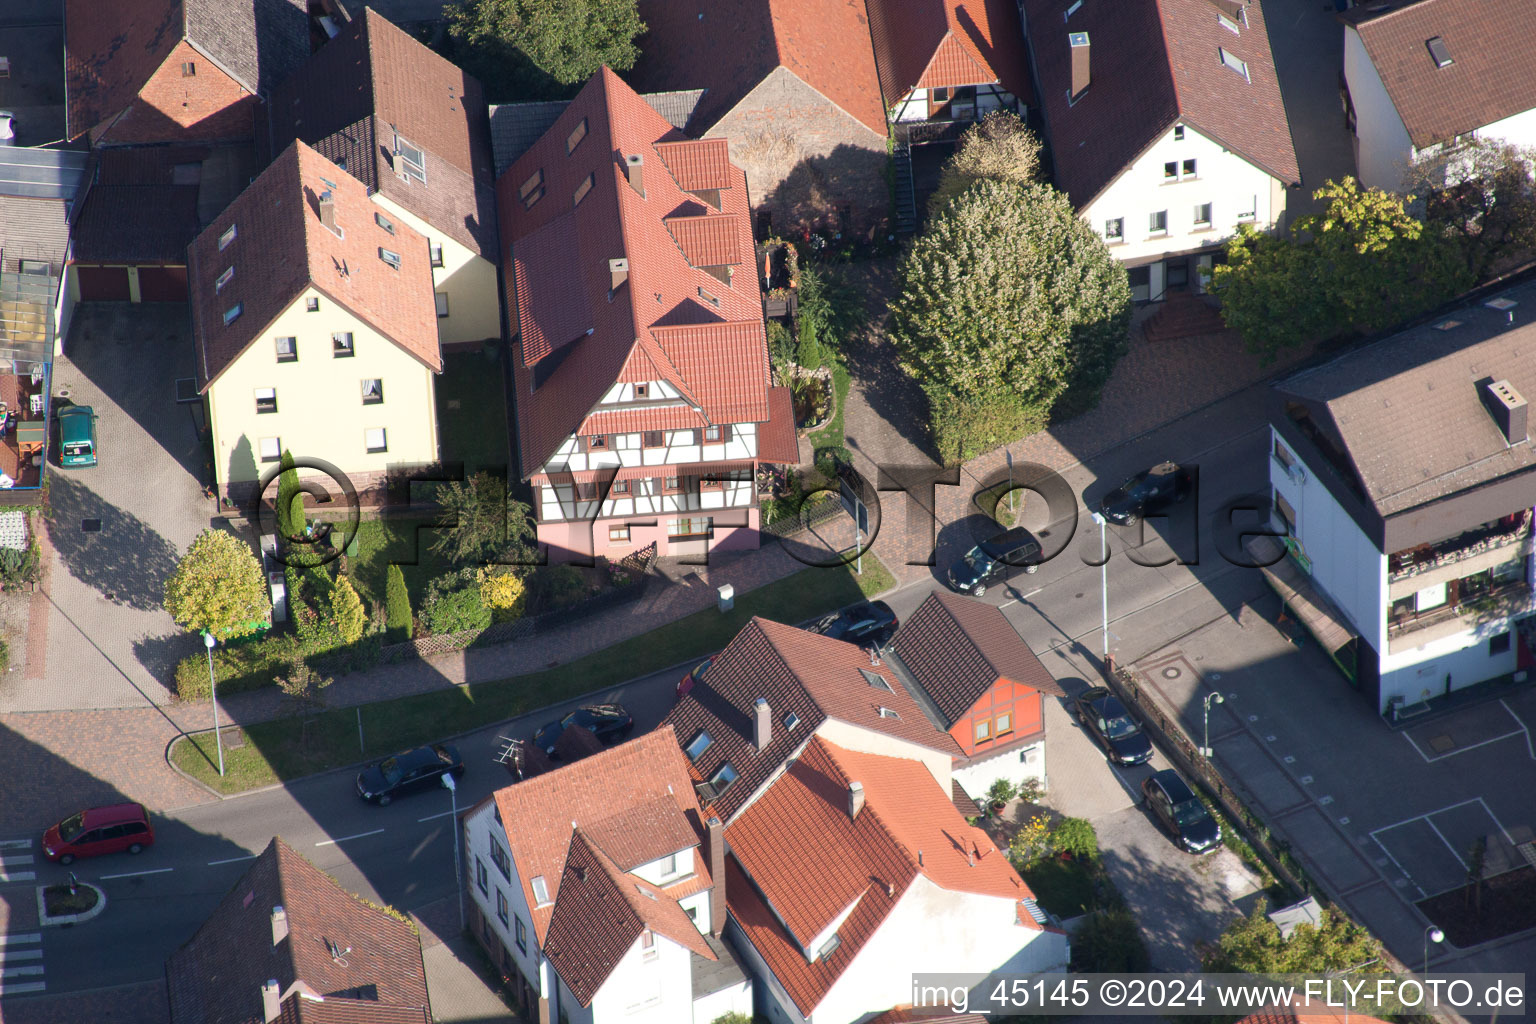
(954, 739, 1046, 801)
(811, 718, 953, 797)
(1344, 27, 1415, 190)
(371, 194, 500, 347)
(1478, 106, 1536, 151)
(583, 929, 696, 1024)
(1379, 623, 1520, 712)
(546, 422, 758, 475)
(1085, 122, 1283, 265)
(463, 801, 545, 998)
(693, 972, 754, 1024)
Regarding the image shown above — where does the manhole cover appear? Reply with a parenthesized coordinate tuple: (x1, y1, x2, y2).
(221, 728, 246, 750)
(1429, 734, 1456, 754)
(1161, 666, 1182, 679)
(81, 518, 101, 532)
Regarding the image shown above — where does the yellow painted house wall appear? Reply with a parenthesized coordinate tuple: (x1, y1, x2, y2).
(371, 195, 500, 348)
(208, 285, 440, 497)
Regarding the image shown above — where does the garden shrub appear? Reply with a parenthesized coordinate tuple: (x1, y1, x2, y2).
(385, 563, 412, 642)
(478, 566, 527, 623)
(0, 543, 40, 588)
(174, 633, 304, 701)
(426, 587, 492, 635)
(1051, 817, 1099, 861)
(987, 778, 1018, 806)
(330, 576, 367, 644)
(529, 564, 588, 612)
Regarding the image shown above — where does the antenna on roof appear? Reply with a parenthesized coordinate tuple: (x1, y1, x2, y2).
(324, 938, 352, 966)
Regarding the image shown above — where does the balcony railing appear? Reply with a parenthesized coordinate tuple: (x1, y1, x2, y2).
(1387, 579, 1533, 641)
(1389, 510, 1532, 582)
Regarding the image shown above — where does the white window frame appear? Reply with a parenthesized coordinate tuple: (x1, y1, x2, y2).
(254, 387, 277, 414)
(1219, 48, 1250, 82)
(395, 136, 426, 183)
(1149, 210, 1168, 235)
(275, 336, 297, 362)
(379, 247, 402, 270)
(259, 437, 281, 462)
(435, 292, 450, 318)
(365, 427, 387, 454)
(1104, 217, 1124, 242)
(219, 224, 236, 250)
(1193, 202, 1212, 227)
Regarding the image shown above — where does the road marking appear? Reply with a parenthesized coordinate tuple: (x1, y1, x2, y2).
(0, 873, 36, 884)
(1424, 816, 1469, 872)
(314, 829, 384, 847)
(0, 856, 34, 868)
(1, 965, 45, 978)
(97, 867, 174, 880)
(0, 840, 30, 851)
(206, 854, 258, 866)
(999, 587, 1044, 608)
(1478, 795, 1516, 846)
(1403, 726, 1525, 763)
(0, 935, 40, 947)
(0, 950, 42, 963)
(0, 980, 47, 993)
(1500, 698, 1536, 760)
(417, 810, 457, 823)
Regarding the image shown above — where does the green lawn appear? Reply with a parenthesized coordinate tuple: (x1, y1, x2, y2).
(171, 550, 895, 793)
(346, 516, 455, 611)
(435, 349, 511, 475)
(807, 357, 852, 455)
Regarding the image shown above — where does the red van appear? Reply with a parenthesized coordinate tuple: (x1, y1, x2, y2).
(43, 803, 155, 865)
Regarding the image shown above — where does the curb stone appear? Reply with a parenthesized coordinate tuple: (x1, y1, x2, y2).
(37, 881, 106, 926)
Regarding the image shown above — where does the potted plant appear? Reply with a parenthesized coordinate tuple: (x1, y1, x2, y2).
(987, 778, 1019, 812)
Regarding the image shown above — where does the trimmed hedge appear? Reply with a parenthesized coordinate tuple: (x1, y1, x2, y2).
(174, 635, 300, 701)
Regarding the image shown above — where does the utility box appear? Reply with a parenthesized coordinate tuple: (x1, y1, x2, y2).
(717, 584, 734, 613)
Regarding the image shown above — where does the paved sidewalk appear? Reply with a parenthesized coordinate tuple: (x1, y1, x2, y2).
(413, 895, 519, 1022)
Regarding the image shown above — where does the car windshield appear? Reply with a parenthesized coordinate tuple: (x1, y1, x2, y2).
(380, 757, 403, 785)
(560, 712, 579, 727)
(58, 812, 86, 841)
(963, 547, 994, 572)
(1172, 800, 1209, 827)
(1104, 715, 1140, 739)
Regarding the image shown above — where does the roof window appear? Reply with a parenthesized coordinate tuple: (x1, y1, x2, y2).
(223, 303, 242, 325)
(685, 730, 713, 760)
(566, 117, 589, 154)
(215, 267, 233, 293)
(1219, 48, 1249, 82)
(1063, 0, 1082, 19)
(573, 172, 594, 207)
(784, 712, 800, 730)
(379, 247, 402, 270)
(219, 224, 236, 251)
(860, 668, 893, 691)
(520, 169, 545, 209)
(708, 762, 738, 796)
(877, 706, 901, 720)
(697, 286, 719, 308)
(1426, 36, 1453, 68)
(531, 875, 551, 906)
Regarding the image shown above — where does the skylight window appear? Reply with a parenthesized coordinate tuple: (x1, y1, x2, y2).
(520, 169, 545, 209)
(566, 117, 589, 154)
(685, 730, 713, 760)
(215, 267, 233, 293)
(219, 224, 236, 251)
(1219, 48, 1249, 82)
(379, 247, 402, 270)
(708, 762, 738, 796)
(573, 173, 594, 207)
(877, 706, 901, 720)
(1426, 36, 1453, 68)
(784, 712, 800, 730)
(531, 875, 551, 906)
(860, 668, 893, 691)
(223, 303, 242, 325)
(698, 286, 720, 308)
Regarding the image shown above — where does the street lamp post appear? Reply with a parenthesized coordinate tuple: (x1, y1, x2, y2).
(442, 772, 464, 931)
(1200, 691, 1225, 758)
(1424, 925, 1444, 975)
(1090, 513, 1109, 668)
(204, 632, 225, 777)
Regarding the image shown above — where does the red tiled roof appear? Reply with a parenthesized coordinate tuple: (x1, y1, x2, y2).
(1349, 0, 1536, 149)
(893, 591, 1064, 726)
(492, 726, 707, 945)
(64, 0, 182, 140)
(1023, 0, 1299, 208)
(655, 139, 736, 192)
(582, 796, 701, 872)
(626, 0, 888, 136)
(661, 617, 963, 823)
(189, 141, 441, 391)
(866, 1009, 990, 1024)
(757, 386, 801, 464)
(726, 737, 1031, 1015)
(278, 996, 429, 1024)
(576, 405, 707, 436)
(665, 214, 743, 268)
(500, 69, 769, 477)
(269, 9, 498, 257)
(165, 837, 430, 1024)
(542, 831, 714, 1006)
(865, 0, 1034, 107)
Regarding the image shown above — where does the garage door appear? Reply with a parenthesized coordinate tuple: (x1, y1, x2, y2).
(76, 266, 131, 302)
(138, 266, 188, 302)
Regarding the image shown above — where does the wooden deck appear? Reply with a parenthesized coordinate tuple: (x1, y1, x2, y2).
(0, 372, 43, 489)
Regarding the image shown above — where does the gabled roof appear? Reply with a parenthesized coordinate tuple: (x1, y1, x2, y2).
(661, 617, 965, 823)
(1347, 0, 1536, 149)
(188, 140, 441, 392)
(892, 591, 1064, 726)
(71, 146, 209, 263)
(492, 726, 709, 946)
(543, 831, 715, 1006)
(165, 837, 430, 1024)
(488, 92, 706, 176)
(865, 1008, 991, 1024)
(1022, 0, 1299, 208)
(270, 8, 498, 257)
(726, 737, 1032, 1016)
(1274, 280, 1536, 517)
(626, 0, 888, 136)
(499, 68, 769, 476)
(864, 0, 1033, 108)
(64, 0, 310, 141)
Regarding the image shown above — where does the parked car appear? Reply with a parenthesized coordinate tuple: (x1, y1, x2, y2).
(534, 703, 634, 755)
(1096, 462, 1192, 526)
(945, 527, 1041, 597)
(356, 743, 464, 805)
(809, 601, 899, 649)
(676, 657, 716, 700)
(43, 803, 154, 864)
(57, 405, 98, 468)
(1141, 769, 1222, 854)
(1073, 687, 1154, 766)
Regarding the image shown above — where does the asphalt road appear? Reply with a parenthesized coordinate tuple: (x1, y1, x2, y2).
(9, 411, 1277, 996)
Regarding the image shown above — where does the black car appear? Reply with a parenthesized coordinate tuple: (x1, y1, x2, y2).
(1141, 769, 1222, 854)
(534, 703, 634, 755)
(809, 601, 899, 649)
(945, 527, 1041, 597)
(1073, 687, 1154, 766)
(356, 743, 464, 805)
(1097, 462, 1193, 526)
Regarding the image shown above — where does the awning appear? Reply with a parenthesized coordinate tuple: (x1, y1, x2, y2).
(1247, 535, 1357, 656)
(757, 386, 801, 465)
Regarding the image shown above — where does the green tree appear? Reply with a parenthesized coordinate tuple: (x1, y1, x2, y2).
(928, 111, 1042, 218)
(164, 529, 271, 640)
(889, 179, 1131, 459)
(1407, 138, 1536, 278)
(329, 575, 366, 644)
(385, 563, 412, 643)
(444, 0, 644, 96)
(1212, 177, 1473, 361)
(1203, 901, 1385, 974)
(432, 472, 536, 565)
(275, 449, 303, 542)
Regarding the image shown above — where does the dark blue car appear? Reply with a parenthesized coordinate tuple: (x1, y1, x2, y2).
(1073, 686, 1154, 766)
(533, 703, 634, 756)
(356, 743, 464, 806)
(1141, 769, 1222, 854)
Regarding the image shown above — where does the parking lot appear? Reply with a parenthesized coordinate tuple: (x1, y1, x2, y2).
(0, 303, 214, 713)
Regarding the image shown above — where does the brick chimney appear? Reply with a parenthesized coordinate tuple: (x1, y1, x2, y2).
(624, 154, 645, 197)
(318, 191, 337, 233)
(753, 698, 771, 751)
(707, 815, 726, 935)
(848, 780, 865, 820)
(1069, 32, 1091, 100)
(270, 906, 288, 946)
(609, 257, 629, 293)
(261, 979, 281, 1023)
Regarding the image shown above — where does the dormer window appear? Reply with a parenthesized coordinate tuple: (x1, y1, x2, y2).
(375, 211, 395, 234)
(698, 286, 719, 308)
(379, 247, 402, 270)
(708, 761, 738, 796)
(219, 224, 236, 251)
(634, 383, 648, 399)
(520, 169, 545, 209)
(215, 267, 233, 293)
(877, 706, 901, 720)
(566, 117, 589, 154)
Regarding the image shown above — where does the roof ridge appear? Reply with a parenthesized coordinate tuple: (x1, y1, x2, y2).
(814, 738, 921, 878)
